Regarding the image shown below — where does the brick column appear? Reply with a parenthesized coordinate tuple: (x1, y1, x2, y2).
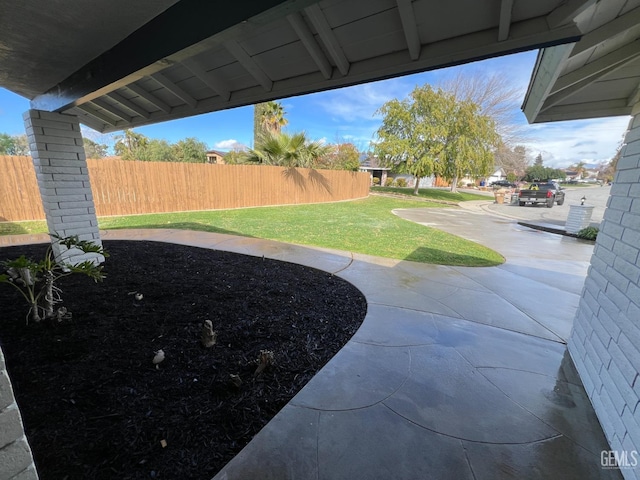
(0, 349, 38, 480)
(568, 108, 640, 480)
(23, 110, 102, 264)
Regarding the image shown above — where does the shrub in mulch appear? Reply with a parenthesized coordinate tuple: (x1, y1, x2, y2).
(0, 240, 367, 480)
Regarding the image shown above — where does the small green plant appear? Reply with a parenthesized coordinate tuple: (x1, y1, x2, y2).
(576, 226, 599, 241)
(0, 235, 108, 324)
(384, 178, 394, 187)
(372, 177, 380, 185)
(395, 178, 407, 187)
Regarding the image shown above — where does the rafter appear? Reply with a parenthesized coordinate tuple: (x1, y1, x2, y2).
(552, 39, 640, 95)
(396, 0, 421, 60)
(182, 59, 231, 101)
(571, 6, 640, 57)
(304, 4, 350, 76)
(64, 107, 108, 133)
(498, 0, 513, 42)
(151, 73, 198, 109)
(546, 0, 596, 28)
(126, 83, 172, 114)
(225, 40, 273, 91)
(287, 12, 333, 79)
(106, 91, 151, 119)
(90, 98, 133, 123)
(75, 104, 118, 127)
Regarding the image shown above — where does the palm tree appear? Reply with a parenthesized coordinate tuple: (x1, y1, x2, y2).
(253, 101, 288, 145)
(242, 131, 329, 168)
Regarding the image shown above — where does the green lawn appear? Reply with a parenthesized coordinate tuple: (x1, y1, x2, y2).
(0, 196, 504, 266)
(374, 186, 492, 202)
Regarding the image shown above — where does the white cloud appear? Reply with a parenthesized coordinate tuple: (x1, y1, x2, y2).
(312, 78, 414, 122)
(214, 139, 246, 150)
(522, 117, 630, 168)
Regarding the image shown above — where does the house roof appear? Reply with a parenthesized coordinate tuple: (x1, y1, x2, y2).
(206, 150, 227, 157)
(0, 0, 587, 133)
(522, 1, 640, 123)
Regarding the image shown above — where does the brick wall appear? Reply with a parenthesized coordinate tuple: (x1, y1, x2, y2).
(0, 349, 38, 480)
(568, 112, 640, 479)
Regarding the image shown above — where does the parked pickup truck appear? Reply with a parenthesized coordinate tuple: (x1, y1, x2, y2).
(518, 181, 565, 208)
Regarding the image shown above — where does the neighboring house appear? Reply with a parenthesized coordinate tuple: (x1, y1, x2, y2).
(486, 167, 507, 184)
(359, 157, 391, 185)
(206, 149, 226, 164)
(564, 170, 579, 181)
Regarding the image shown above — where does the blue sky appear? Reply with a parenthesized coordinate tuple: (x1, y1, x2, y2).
(0, 50, 630, 168)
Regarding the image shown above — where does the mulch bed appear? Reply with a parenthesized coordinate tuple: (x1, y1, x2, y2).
(0, 240, 367, 480)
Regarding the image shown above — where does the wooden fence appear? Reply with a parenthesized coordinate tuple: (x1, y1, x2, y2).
(0, 156, 370, 221)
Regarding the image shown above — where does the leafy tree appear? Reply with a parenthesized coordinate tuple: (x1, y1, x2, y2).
(0, 133, 29, 156)
(139, 139, 173, 162)
(437, 99, 498, 193)
(223, 149, 247, 165)
(524, 165, 566, 182)
(374, 86, 447, 194)
(83, 138, 109, 159)
(534, 153, 544, 166)
(374, 84, 498, 194)
(242, 131, 329, 168)
(173, 137, 207, 163)
(0, 133, 13, 154)
(114, 129, 149, 160)
(317, 142, 361, 171)
(253, 101, 288, 146)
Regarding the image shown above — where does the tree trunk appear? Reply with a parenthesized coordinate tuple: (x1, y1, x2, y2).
(450, 175, 458, 193)
(413, 176, 421, 195)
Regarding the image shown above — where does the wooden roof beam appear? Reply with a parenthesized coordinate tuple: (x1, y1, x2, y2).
(151, 72, 198, 109)
(90, 98, 134, 123)
(126, 83, 172, 114)
(304, 4, 350, 76)
(225, 40, 273, 91)
(76, 104, 118, 127)
(396, 0, 421, 60)
(106, 91, 151, 119)
(546, 0, 596, 29)
(287, 12, 333, 79)
(182, 59, 232, 101)
(498, 0, 513, 42)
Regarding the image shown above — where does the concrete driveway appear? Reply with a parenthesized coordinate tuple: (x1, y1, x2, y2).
(482, 184, 610, 227)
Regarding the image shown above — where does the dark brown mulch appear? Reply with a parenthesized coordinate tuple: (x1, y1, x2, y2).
(0, 240, 367, 480)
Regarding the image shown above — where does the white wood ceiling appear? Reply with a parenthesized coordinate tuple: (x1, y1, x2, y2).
(1, 0, 599, 132)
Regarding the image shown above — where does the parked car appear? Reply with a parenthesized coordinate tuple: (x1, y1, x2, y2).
(518, 181, 565, 208)
(490, 180, 516, 188)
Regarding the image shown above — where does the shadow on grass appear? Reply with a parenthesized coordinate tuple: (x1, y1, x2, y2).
(103, 222, 256, 239)
(404, 246, 504, 267)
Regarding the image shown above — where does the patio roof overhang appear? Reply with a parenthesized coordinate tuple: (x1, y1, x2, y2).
(522, 1, 640, 123)
(0, 0, 592, 133)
